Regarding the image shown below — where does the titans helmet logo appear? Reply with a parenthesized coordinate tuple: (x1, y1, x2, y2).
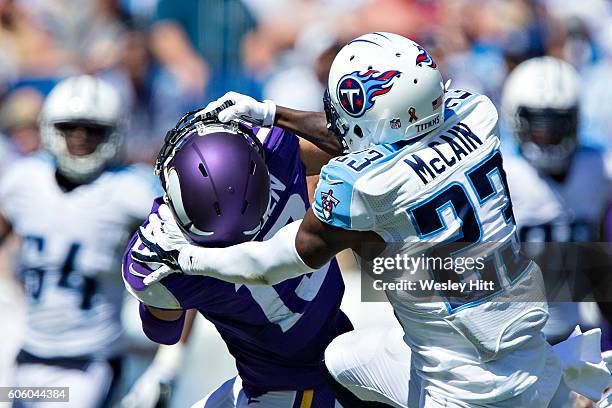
(415, 45, 437, 68)
(337, 70, 401, 118)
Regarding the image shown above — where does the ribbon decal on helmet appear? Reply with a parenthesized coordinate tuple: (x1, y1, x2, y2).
(337, 70, 401, 118)
(408, 107, 418, 123)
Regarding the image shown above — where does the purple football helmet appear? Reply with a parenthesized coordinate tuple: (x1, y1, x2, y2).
(156, 111, 270, 247)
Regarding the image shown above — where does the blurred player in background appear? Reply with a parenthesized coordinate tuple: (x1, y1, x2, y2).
(137, 33, 612, 407)
(502, 56, 612, 407)
(502, 56, 612, 343)
(0, 75, 163, 407)
(124, 110, 351, 407)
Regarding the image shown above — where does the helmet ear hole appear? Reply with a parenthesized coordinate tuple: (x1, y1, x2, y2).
(198, 163, 208, 177)
(213, 202, 222, 216)
(354, 125, 364, 139)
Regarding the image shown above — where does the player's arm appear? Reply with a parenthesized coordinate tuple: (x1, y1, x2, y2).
(119, 306, 194, 408)
(200, 92, 344, 161)
(281, 105, 343, 175)
(160, 209, 383, 285)
(275, 106, 343, 156)
(296, 209, 385, 267)
(299, 139, 335, 176)
(136, 171, 385, 285)
(122, 199, 188, 342)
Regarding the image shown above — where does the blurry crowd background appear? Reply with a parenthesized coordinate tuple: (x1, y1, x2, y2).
(2, 0, 612, 405)
(2, 0, 612, 167)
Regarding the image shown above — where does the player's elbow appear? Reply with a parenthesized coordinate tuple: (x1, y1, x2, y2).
(295, 229, 327, 269)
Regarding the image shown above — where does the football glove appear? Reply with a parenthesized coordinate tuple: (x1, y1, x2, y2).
(199, 91, 276, 126)
(132, 205, 188, 276)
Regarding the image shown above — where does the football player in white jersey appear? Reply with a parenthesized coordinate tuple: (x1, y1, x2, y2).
(135, 33, 611, 407)
(0, 75, 162, 407)
(502, 57, 612, 407)
(502, 56, 612, 345)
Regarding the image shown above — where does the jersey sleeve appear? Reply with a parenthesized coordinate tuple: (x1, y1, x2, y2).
(312, 159, 374, 231)
(0, 156, 47, 224)
(260, 125, 299, 158)
(240, 123, 301, 165)
(0, 162, 21, 223)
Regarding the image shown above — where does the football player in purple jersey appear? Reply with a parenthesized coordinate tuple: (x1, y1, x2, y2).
(122, 106, 352, 407)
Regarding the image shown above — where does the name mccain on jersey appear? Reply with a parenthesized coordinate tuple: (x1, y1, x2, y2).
(404, 122, 483, 184)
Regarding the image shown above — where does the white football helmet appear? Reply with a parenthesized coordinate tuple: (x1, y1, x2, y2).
(40, 75, 123, 182)
(324, 32, 444, 152)
(501, 56, 580, 175)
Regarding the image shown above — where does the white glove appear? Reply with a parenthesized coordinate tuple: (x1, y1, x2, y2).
(199, 91, 276, 126)
(132, 205, 189, 281)
(119, 344, 185, 408)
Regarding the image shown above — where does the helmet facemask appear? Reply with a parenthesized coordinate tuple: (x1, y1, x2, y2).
(515, 106, 578, 176)
(39, 75, 124, 184)
(501, 57, 582, 177)
(44, 121, 122, 183)
(323, 89, 350, 152)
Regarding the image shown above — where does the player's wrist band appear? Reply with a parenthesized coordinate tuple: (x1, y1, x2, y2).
(262, 100, 276, 127)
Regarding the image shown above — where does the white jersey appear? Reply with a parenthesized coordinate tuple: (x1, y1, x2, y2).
(0, 154, 158, 358)
(505, 148, 612, 338)
(313, 90, 550, 403)
(506, 148, 612, 241)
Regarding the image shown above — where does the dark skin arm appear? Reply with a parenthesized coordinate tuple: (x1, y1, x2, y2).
(299, 139, 334, 176)
(275, 106, 343, 157)
(273, 107, 384, 265)
(296, 209, 386, 269)
(145, 207, 381, 317)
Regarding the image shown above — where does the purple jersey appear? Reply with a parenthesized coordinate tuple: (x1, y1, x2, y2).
(123, 126, 351, 396)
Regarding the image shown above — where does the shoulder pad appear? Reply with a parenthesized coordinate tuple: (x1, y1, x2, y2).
(444, 90, 498, 123)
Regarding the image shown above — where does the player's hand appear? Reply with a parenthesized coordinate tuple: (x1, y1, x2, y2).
(199, 91, 276, 126)
(132, 205, 188, 278)
(119, 364, 174, 408)
(120, 343, 184, 408)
